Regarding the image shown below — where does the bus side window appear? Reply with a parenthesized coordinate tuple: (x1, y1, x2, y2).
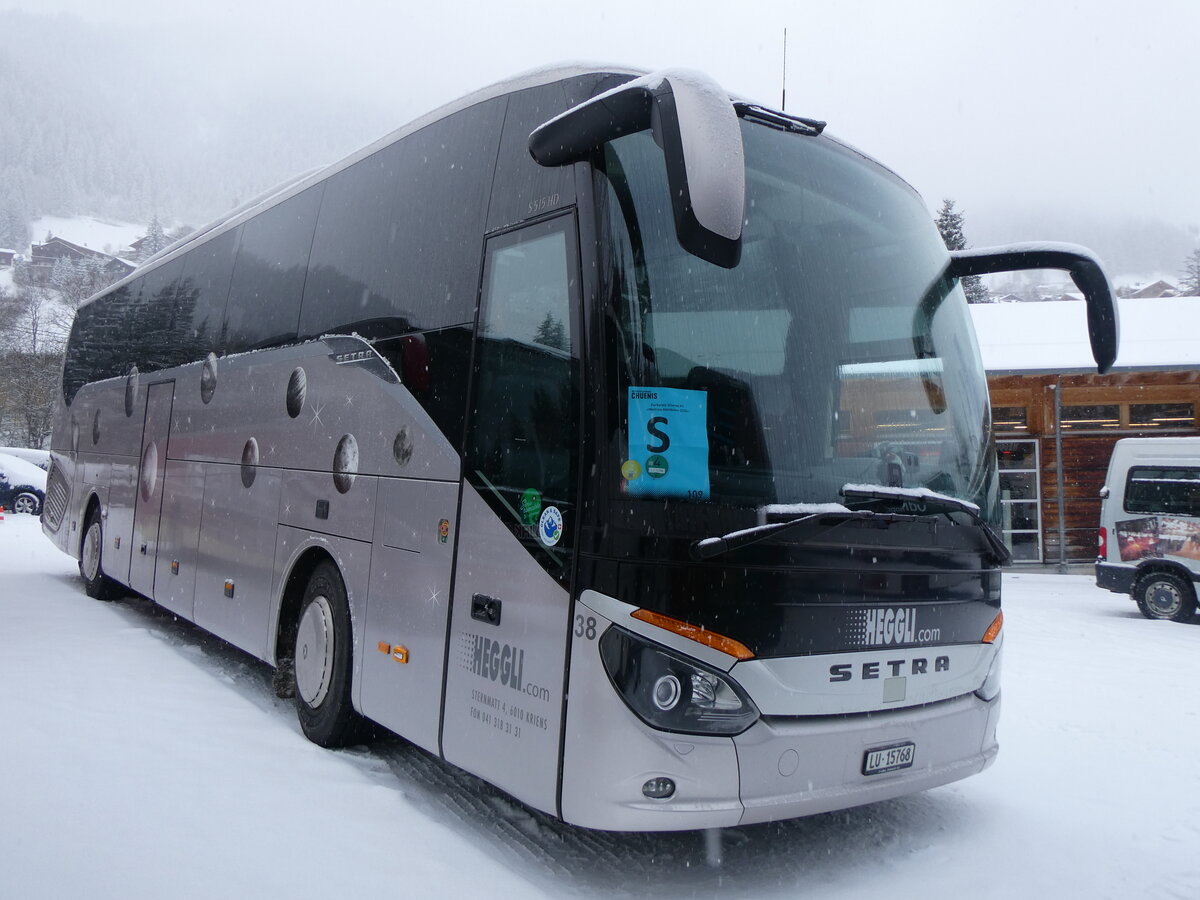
(223, 185, 323, 354)
(465, 216, 580, 576)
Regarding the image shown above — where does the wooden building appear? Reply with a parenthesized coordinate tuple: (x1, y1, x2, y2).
(971, 297, 1200, 564)
(28, 236, 135, 280)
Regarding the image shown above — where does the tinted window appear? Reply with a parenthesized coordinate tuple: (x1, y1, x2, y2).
(126, 257, 184, 373)
(374, 325, 474, 451)
(486, 84, 576, 233)
(300, 98, 505, 340)
(301, 140, 410, 340)
(992, 406, 1029, 434)
(225, 185, 323, 353)
(1061, 404, 1120, 430)
(64, 284, 136, 403)
(1125, 466, 1200, 516)
(1130, 403, 1195, 428)
(465, 216, 580, 580)
(174, 225, 240, 364)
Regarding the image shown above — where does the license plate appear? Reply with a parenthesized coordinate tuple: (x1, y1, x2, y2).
(862, 741, 915, 776)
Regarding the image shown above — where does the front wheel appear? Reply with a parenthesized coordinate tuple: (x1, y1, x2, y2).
(1134, 571, 1197, 622)
(294, 561, 372, 747)
(80, 508, 121, 601)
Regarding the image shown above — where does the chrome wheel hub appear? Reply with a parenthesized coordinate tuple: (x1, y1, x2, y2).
(295, 594, 335, 707)
(82, 522, 102, 582)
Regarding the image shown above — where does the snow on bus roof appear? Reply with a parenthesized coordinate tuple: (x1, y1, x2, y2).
(969, 296, 1200, 374)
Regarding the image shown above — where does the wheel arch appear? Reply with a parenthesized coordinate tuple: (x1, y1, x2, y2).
(272, 545, 339, 668)
(79, 491, 103, 557)
(1133, 559, 1199, 597)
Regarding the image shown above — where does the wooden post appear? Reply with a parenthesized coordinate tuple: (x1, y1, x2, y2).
(1053, 379, 1068, 572)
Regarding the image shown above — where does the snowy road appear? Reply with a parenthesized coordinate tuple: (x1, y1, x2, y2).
(2, 513, 1197, 899)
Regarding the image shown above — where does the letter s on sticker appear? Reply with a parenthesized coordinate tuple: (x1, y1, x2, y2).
(829, 664, 852, 682)
(646, 416, 670, 453)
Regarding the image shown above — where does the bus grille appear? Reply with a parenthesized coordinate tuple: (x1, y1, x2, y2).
(42, 460, 69, 531)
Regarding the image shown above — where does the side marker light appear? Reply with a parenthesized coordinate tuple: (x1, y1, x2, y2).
(631, 609, 755, 660)
(982, 611, 1004, 643)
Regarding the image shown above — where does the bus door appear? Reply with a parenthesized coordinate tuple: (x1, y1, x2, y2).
(442, 214, 582, 816)
(129, 380, 175, 597)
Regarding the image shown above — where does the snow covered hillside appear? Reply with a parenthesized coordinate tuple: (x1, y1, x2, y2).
(1, 513, 1197, 898)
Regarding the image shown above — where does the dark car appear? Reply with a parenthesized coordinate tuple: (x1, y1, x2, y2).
(0, 452, 47, 515)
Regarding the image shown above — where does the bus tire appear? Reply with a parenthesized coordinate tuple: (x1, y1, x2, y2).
(294, 561, 372, 747)
(1134, 571, 1197, 623)
(80, 507, 121, 602)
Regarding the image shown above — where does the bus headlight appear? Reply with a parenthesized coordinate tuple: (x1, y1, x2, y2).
(599, 626, 759, 735)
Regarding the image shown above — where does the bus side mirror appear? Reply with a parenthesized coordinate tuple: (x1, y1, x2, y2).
(948, 243, 1120, 374)
(529, 69, 744, 269)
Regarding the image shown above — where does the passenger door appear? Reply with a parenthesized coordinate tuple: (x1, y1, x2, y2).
(129, 380, 174, 596)
(441, 214, 582, 817)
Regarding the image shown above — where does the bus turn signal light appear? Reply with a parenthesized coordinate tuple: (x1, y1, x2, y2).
(631, 609, 755, 660)
(982, 611, 1004, 643)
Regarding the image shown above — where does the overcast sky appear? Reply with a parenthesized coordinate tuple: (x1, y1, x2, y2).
(10, 0, 1199, 238)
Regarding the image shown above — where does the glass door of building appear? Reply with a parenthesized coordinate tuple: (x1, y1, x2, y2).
(997, 439, 1042, 563)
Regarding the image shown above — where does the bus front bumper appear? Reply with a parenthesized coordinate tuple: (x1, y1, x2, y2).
(560, 662, 999, 831)
(733, 692, 999, 825)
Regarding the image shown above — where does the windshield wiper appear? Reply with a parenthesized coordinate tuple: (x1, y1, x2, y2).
(840, 485, 1013, 566)
(691, 509, 936, 560)
(691, 486, 1013, 565)
(733, 102, 826, 135)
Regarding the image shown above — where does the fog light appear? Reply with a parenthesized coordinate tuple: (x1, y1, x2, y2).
(652, 674, 682, 711)
(642, 777, 675, 799)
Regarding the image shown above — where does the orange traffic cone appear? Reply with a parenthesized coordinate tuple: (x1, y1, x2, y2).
(0, 506, 5, 521)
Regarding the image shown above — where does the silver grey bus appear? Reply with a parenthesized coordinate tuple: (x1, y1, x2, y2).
(42, 65, 1119, 831)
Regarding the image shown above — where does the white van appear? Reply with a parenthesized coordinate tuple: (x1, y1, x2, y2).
(1096, 437, 1200, 621)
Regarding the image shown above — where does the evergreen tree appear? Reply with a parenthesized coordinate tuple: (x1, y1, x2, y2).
(0, 208, 28, 251)
(1181, 248, 1200, 296)
(532, 311, 567, 350)
(935, 199, 991, 303)
(138, 215, 169, 261)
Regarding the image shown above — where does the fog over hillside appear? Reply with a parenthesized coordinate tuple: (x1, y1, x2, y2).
(972, 209, 1199, 287)
(0, 11, 395, 238)
(2, 6, 1196, 284)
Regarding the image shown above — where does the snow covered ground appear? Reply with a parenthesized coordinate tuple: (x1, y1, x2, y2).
(2, 512, 1197, 898)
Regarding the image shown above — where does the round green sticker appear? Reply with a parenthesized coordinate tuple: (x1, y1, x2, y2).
(645, 454, 669, 478)
(519, 488, 543, 525)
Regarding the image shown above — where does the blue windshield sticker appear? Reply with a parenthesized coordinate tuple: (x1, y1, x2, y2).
(626, 388, 709, 499)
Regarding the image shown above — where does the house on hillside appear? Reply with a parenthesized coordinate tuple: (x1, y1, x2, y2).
(0, 249, 15, 267)
(970, 298, 1200, 565)
(28, 236, 135, 280)
(1127, 280, 1180, 299)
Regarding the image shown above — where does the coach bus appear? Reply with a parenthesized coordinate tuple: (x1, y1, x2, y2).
(42, 65, 1118, 831)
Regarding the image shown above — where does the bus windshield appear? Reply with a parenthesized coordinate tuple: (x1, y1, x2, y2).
(599, 119, 998, 524)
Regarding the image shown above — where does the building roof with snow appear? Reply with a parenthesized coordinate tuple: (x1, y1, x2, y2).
(27, 236, 135, 275)
(1127, 279, 1179, 299)
(969, 296, 1200, 374)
